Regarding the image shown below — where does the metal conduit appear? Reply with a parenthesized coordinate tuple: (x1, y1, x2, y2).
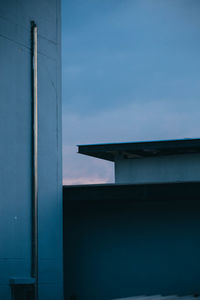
(31, 21, 38, 300)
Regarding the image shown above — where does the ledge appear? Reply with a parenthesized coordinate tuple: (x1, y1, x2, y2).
(10, 277, 35, 285)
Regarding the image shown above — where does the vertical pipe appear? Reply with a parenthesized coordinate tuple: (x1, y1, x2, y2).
(31, 21, 38, 300)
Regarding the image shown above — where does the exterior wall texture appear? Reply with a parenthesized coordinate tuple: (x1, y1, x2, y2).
(0, 0, 63, 299)
(115, 153, 200, 184)
(63, 183, 200, 300)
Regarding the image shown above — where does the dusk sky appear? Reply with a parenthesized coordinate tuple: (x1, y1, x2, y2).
(62, 0, 200, 185)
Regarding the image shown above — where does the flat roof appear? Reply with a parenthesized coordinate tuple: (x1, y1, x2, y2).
(78, 138, 200, 161)
(63, 182, 200, 203)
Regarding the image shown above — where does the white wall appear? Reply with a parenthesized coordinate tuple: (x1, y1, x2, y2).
(115, 154, 200, 184)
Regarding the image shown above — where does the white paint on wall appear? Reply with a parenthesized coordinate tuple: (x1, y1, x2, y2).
(115, 153, 200, 184)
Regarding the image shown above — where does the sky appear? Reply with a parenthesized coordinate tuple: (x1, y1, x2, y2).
(62, 0, 200, 185)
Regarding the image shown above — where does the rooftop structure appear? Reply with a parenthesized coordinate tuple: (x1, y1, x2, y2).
(78, 138, 200, 184)
(78, 138, 200, 161)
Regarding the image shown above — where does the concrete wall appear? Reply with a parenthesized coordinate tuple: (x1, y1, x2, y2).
(63, 183, 200, 300)
(0, 0, 63, 299)
(115, 154, 200, 184)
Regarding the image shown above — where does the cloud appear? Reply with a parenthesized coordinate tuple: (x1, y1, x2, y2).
(62, 145, 114, 185)
(63, 176, 110, 185)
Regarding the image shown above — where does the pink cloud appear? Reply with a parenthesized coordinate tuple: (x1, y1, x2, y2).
(63, 176, 110, 185)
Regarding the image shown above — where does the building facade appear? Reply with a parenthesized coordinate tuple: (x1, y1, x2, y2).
(0, 0, 63, 299)
(63, 183, 200, 300)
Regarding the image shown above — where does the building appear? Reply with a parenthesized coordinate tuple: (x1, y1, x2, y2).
(62, 138, 200, 299)
(0, 0, 63, 299)
(63, 182, 200, 300)
(1, 1, 200, 299)
(78, 138, 200, 184)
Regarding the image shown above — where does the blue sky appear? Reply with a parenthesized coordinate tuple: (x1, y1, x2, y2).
(62, 0, 200, 184)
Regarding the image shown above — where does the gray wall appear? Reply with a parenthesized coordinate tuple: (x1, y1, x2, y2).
(0, 0, 63, 299)
(115, 154, 200, 184)
(63, 183, 200, 300)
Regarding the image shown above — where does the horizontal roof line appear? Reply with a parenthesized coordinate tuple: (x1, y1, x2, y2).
(78, 138, 200, 161)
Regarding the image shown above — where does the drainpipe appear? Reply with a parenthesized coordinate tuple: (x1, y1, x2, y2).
(31, 21, 38, 300)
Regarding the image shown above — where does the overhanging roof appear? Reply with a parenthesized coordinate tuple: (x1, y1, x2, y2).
(78, 138, 200, 162)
